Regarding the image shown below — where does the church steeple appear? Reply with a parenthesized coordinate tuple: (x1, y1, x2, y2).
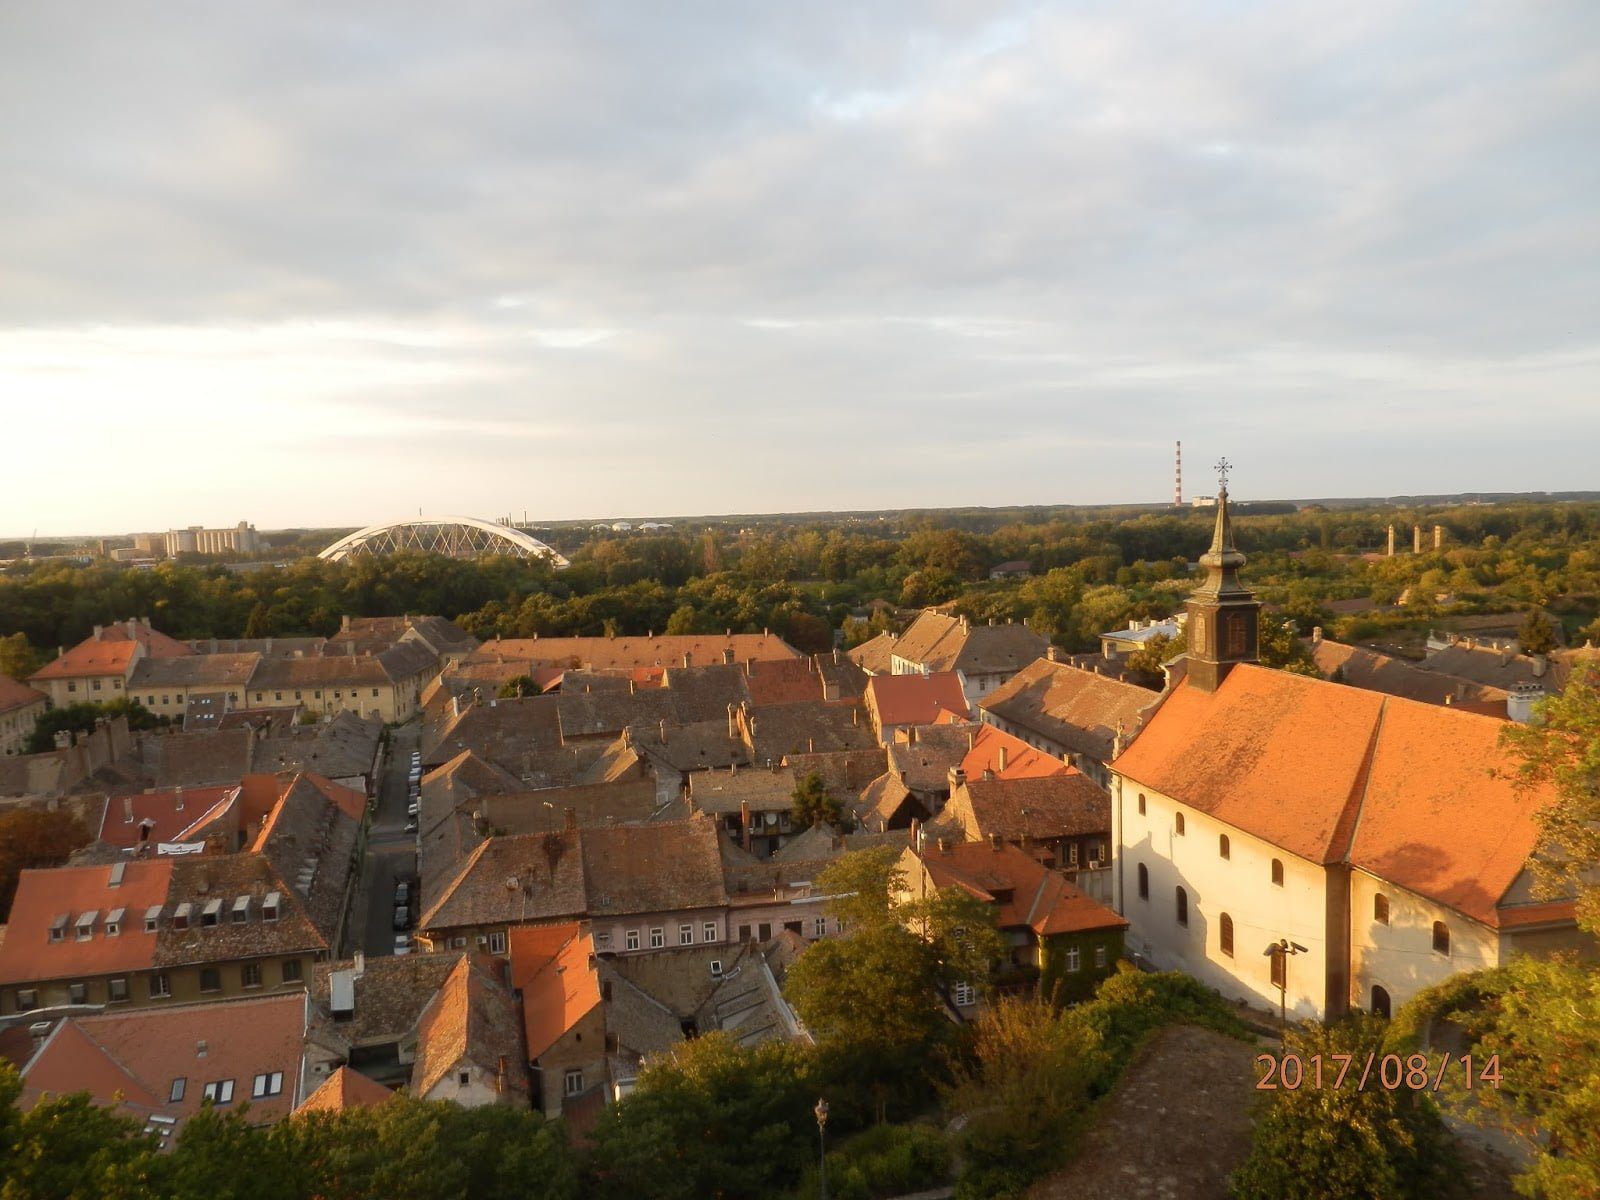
(1185, 459, 1260, 692)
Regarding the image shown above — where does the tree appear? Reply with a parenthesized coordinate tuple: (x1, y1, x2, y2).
(0, 1068, 164, 1200)
(1257, 612, 1319, 677)
(790, 772, 840, 830)
(23, 698, 169, 754)
(1229, 1016, 1460, 1200)
(1126, 631, 1182, 686)
(783, 848, 1004, 1120)
(0, 807, 91, 920)
(589, 1034, 816, 1200)
(0, 633, 42, 682)
(497, 675, 538, 699)
(1499, 661, 1600, 932)
(1518, 608, 1557, 657)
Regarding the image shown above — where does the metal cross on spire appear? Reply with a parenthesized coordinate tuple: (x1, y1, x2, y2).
(1215, 457, 1232, 492)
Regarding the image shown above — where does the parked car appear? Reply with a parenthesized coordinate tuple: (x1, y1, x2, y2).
(394, 881, 411, 907)
(406, 802, 419, 819)
(404, 820, 418, 834)
(393, 934, 414, 956)
(392, 905, 411, 931)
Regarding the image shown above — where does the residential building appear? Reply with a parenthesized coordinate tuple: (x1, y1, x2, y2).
(306, 952, 462, 1087)
(406, 955, 529, 1107)
(888, 611, 1048, 701)
(296, 1065, 393, 1114)
(18, 991, 308, 1142)
(863, 672, 970, 744)
(1308, 632, 1507, 711)
(127, 653, 263, 719)
(1110, 487, 1590, 1022)
(28, 618, 194, 708)
(899, 839, 1126, 1007)
(0, 674, 48, 756)
(247, 641, 438, 722)
(463, 633, 800, 673)
(845, 632, 897, 677)
(1098, 616, 1185, 660)
(978, 655, 1161, 787)
(931, 773, 1113, 897)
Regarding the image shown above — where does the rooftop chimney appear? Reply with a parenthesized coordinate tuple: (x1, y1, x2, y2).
(659, 719, 667, 745)
(1047, 645, 1061, 662)
(1311, 626, 1323, 645)
(174, 786, 184, 811)
(122, 797, 134, 823)
(564, 806, 578, 832)
(682, 652, 692, 669)
(997, 745, 1008, 772)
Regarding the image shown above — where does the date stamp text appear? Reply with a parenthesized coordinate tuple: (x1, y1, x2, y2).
(1254, 1051, 1501, 1092)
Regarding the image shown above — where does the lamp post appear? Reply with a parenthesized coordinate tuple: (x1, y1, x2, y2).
(814, 1097, 829, 1200)
(1262, 938, 1308, 1042)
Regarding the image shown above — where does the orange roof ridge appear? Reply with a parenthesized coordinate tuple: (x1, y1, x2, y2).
(1329, 696, 1390, 866)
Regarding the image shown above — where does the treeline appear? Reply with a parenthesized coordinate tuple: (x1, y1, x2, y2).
(4, 502, 1599, 668)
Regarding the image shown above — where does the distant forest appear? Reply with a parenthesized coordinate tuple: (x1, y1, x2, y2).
(3, 501, 1599, 675)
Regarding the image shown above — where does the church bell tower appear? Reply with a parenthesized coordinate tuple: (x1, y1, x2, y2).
(1186, 459, 1260, 692)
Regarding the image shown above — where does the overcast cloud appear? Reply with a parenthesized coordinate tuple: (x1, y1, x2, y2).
(2, 3, 1597, 535)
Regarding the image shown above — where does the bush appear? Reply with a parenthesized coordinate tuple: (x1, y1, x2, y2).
(1229, 1016, 1461, 1200)
(792, 1123, 952, 1200)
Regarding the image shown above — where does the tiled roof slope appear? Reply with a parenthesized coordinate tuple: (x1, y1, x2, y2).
(846, 632, 897, 675)
(914, 842, 1126, 935)
(466, 634, 801, 671)
(410, 955, 527, 1099)
(157, 853, 327, 965)
(891, 612, 1048, 676)
(0, 860, 173, 984)
(979, 658, 1161, 760)
(139, 728, 255, 788)
(310, 953, 462, 1048)
(22, 992, 307, 1129)
(297, 1065, 393, 1114)
(423, 696, 565, 768)
(98, 785, 238, 851)
(938, 773, 1110, 843)
(0, 674, 48, 716)
(508, 924, 601, 1060)
(30, 619, 194, 682)
(128, 653, 261, 689)
(746, 700, 877, 763)
(582, 816, 727, 915)
(421, 831, 587, 931)
(1311, 639, 1506, 706)
(865, 673, 971, 729)
(1112, 663, 1562, 924)
(960, 723, 1069, 781)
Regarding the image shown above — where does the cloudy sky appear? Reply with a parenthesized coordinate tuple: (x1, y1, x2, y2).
(3, 3, 1597, 535)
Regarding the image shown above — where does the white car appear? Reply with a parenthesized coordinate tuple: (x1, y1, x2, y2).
(393, 934, 413, 956)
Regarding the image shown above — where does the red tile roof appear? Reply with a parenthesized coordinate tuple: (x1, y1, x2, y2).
(959, 724, 1069, 781)
(411, 956, 528, 1100)
(21, 992, 307, 1130)
(0, 860, 172, 985)
(0, 674, 47, 717)
(468, 634, 801, 671)
(30, 620, 194, 682)
(508, 923, 601, 1061)
(296, 1065, 393, 1114)
(1114, 664, 1562, 925)
(979, 658, 1160, 761)
(98, 785, 238, 851)
(912, 842, 1125, 937)
(865, 672, 971, 730)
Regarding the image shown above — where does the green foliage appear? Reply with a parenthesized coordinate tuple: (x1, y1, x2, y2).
(1499, 661, 1600, 932)
(946, 970, 1251, 1200)
(23, 698, 170, 754)
(790, 771, 840, 830)
(1229, 1016, 1461, 1200)
(0, 807, 92, 921)
(1518, 608, 1557, 656)
(496, 674, 538, 698)
(792, 1123, 952, 1200)
(784, 848, 1005, 1121)
(1394, 957, 1600, 1200)
(589, 1033, 817, 1200)
(0, 632, 42, 682)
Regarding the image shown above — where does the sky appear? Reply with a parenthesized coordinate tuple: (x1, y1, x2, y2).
(2, 3, 1598, 536)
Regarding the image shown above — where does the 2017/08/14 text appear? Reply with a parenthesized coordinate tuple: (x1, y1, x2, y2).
(1254, 1052, 1501, 1092)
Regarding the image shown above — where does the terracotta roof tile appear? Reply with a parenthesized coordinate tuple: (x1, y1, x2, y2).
(410, 955, 528, 1099)
(979, 658, 1160, 761)
(0, 859, 172, 985)
(937, 773, 1110, 843)
(865, 673, 971, 730)
(98, 785, 238, 851)
(467, 634, 800, 672)
(845, 633, 896, 675)
(296, 1065, 393, 1114)
(30, 620, 194, 683)
(1311, 639, 1506, 706)
(890, 612, 1048, 676)
(508, 923, 601, 1060)
(582, 816, 727, 915)
(0, 674, 48, 717)
(959, 724, 1069, 781)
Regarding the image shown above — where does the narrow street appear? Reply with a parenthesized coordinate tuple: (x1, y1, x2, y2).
(345, 722, 420, 959)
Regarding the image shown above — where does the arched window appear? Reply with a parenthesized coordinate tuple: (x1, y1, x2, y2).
(1371, 985, 1392, 1019)
(1270, 859, 1284, 887)
(1432, 921, 1450, 956)
(1219, 913, 1234, 957)
(1137, 793, 1146, 816)
(1175, 886, 1188, 927)
(1137, 863, 1149, 900)
(1374, 893, 1389, 926)
(1174, 812, 1186, 836)
(1219, 833, 1230, 860)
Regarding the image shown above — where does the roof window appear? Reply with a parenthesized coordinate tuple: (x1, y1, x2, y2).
(231, 895, 251, 924)
(262, 891, 280, 921)
(49, 913, 70, 942)
(201, 898, 224, 926)
(105, 907, 126, 937)
(144, 905, 163, 933)
(76, 911, 99, 941)
(173, 902, 193, 930)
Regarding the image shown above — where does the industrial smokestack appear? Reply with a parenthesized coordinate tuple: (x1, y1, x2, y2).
(1174, 440, 1182, 507)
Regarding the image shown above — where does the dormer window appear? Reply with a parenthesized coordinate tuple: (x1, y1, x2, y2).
(144, 905, 163, 933)
(49, 914, 69, 943)
(262, 891, 280, 922)
(75, 911, 98, 941)
(201, 898, 223, 927)
(105, 907, 125, 938)
(232, 896, 251, 924)
(173, 903, 193, 930)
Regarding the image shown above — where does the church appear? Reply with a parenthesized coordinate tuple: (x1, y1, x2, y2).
(1108, 475, 1588, 1021)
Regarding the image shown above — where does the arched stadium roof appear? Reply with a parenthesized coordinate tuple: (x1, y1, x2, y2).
(318, 516, 570, 567)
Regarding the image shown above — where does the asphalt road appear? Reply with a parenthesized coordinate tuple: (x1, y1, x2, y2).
(355, 723, 420, 959)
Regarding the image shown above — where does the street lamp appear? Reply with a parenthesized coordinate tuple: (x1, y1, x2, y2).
(1262, 938, 1308, 1040)
(814, 1098, 829, 1200)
